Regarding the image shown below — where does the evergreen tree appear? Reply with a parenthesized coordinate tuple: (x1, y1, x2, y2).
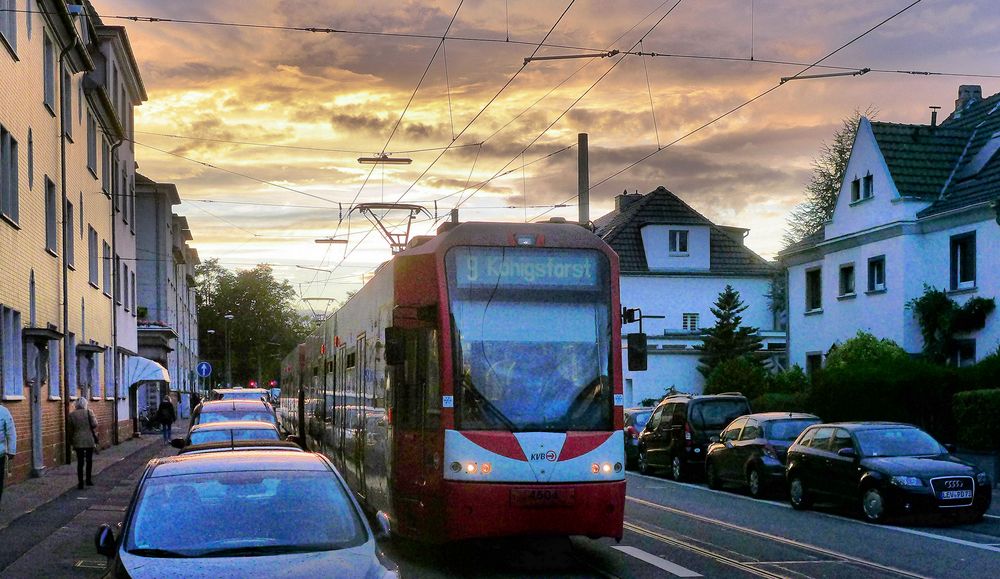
(697, 285, 763, 378)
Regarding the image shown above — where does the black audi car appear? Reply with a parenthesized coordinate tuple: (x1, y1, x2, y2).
(785, 422, 992, 523)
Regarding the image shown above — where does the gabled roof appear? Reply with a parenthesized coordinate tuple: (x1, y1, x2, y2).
(594, 186, 775, 275)
(869, 122, 967, 200)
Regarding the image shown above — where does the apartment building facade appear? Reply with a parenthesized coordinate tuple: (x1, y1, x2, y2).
(1, 1, 147, 483)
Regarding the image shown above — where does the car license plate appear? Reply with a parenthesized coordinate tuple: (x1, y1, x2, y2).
(510, 488, 575, 508)
(939, 490, 972, 500)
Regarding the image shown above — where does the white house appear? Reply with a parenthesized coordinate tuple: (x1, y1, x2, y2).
(781, 85, 1000, 372)
(594, 188, 785, 405)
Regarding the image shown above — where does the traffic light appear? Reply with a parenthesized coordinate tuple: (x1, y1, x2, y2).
(249, 380, 257, 387)
(627, 332, 647, 371)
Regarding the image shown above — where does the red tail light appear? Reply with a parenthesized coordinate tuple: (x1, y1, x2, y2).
(626, 426, 638, 439)
(684, 422, 693, 447)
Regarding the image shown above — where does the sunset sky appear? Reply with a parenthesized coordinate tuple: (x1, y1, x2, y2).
(93, 0, 1000, 311)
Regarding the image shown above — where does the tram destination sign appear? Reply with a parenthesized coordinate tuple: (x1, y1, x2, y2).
(454, 248, 600, 289)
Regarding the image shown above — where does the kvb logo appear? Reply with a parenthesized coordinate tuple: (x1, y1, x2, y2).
(529, 450, 558, 462)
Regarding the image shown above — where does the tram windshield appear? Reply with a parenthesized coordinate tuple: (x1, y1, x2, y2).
(446, 246, 613, 432)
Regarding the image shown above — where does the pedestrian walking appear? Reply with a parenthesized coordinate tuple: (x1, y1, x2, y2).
(191, 391, 202, 411)
(1, 402, 16, 507)
(157, 395, 177, 442)
(67, 398, 98, 490)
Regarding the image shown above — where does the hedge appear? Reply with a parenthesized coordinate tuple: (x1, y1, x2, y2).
(749, 392, 810, 414)
(953, 389, 1000, 451)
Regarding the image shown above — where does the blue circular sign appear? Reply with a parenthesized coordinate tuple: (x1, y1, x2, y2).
(196, 361, 213, 378)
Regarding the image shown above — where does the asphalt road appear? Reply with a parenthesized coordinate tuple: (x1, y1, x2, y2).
(5, 455, 997, 578)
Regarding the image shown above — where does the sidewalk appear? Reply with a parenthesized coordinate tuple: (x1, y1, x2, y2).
(0, 419, 189, 532)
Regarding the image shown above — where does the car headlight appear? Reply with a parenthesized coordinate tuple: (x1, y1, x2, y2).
(976, 472, 990, 486)
(890, 476, 923, 488)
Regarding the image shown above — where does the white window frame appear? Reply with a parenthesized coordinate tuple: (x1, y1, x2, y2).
(951, 232, 976, 290)
(668, 229, 689, 254)
(838, 263, 855, 297)
(88, 226, 99, 287)
(867, 255, 886, 292)
(0, 124, 18, 224)
(44, 177, 57, 254)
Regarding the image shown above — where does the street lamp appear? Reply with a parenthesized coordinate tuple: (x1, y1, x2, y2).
(206, 329, 216, 390)
(224, 313, 234, 388)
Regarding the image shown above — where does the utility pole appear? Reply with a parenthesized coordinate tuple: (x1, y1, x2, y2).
(224, 312, 234, 387)
(578, 133, 589, 226)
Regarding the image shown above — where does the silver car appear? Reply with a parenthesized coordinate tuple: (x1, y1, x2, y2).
(95, 450, 398, 578)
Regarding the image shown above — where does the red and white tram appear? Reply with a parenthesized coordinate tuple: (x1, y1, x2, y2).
(280, 220, 625, 542)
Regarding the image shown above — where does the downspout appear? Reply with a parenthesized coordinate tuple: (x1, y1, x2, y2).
(59, 35, 78, 465)
(110, 138, 123, 444)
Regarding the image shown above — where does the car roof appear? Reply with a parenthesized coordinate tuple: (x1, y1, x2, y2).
(625, 407, 654, 413)
(743, 412, 820, 421)
(188, 420, 277, 432)
(197, 400, 272, 411)
(178, 440, 303, 455)
(149, 449, 327, 477)
(662, 393, 748, 403)
(808, 421, 915, 431)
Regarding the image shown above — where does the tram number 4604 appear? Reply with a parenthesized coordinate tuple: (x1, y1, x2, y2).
(510, 488, 576, 508)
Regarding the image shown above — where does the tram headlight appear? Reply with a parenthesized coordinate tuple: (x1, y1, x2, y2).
(591, 463, 600, 474)
(602, 463, 612, 474)
(466, 463, 477, 474)
(480, 463, 492, 475)
(614, 462, 623, 473)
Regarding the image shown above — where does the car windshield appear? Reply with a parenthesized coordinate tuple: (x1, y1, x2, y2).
(854, 427, 945, 458)
(190, 429, 279, 445)
(765, 419, 820, 442)
(447, 247, 613, 432)
(691, 400, 750, 430)
(633, 411, 652, 429)
(196, 411, 275, 425)
(126, 470, 367, 557)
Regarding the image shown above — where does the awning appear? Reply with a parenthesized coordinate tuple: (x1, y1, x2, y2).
(124, 356, 171, 386)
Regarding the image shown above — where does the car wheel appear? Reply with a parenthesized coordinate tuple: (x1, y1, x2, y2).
(706, 460, 721, 490)
(670, 455, 685, 482)
(861, 487, 888, 523)
(638, 449, 651, 475)
(747, 467, 764, 499)
(789, 476, 811, 510)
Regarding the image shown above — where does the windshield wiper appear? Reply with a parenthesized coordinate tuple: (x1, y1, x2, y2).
(462, 377, 517, 431)
(128, 548, 192, 558)
(195, 544, 334, 558)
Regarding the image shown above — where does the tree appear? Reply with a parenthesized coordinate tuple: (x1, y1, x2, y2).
(783, 107, 877, 248)
(704, 357, 768, 400)
(908, 286, 996, 364)
(196, 259, 312, 387)
(823, 331, 908, 370)
(698, 285, 763, 378)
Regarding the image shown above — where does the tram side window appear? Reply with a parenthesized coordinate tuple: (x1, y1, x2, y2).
(395, 329, 440, 430)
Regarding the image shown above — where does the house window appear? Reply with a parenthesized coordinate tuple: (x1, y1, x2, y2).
(950, 340, 976, 368)
(805, 268, 822, 311)
(950, 232, 976, 290)
(850, 178, 861, 203)
(682, 313, 699, 331)
(114, 254, 121, 304)
(867, 256, 886, 292)
(130, 271, 136, 317)
(104, 346, 113, 399)
(88, 226, 99, 287)
(86, 112, 96, 175)
(1, 306, 24, 398)
(0, 0, 17, 53)
(862, 174, 873, 199)
(48, 339, 60, 398)
(61, 69, 72, 138)
(669, 230, 688, 253)
(101, 138, 110, 194)
(805, 352, 822, 378)
(66, 200, 75, 268)
(44, 177, 57, 253)
(43, 32, 55, 112)
(66, 333, 76, 398)
(27, 129, 32, 189)
(0, 124, 18, 223)
(102, 241, 111, 296)
(838, 264, 855, 296)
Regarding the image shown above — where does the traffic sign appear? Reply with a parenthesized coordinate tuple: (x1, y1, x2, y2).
(196, 361, 213, 378)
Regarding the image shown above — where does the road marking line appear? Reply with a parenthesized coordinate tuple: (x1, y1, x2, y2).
(624, 522, 785, 579)
(628, 472, 792, 509)
(744, 560, 843, 565)
(613, 545, 702, 576)
(627, 497, 930, 579)
(627, 473, 1000, 553)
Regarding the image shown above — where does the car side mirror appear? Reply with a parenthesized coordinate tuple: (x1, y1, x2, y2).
(374, 510, 392, 540)
(169, 438, 186, 449)
(286, 434, 306, 449)
(95, 524, 116, 558)
(837, 447, 857, 459)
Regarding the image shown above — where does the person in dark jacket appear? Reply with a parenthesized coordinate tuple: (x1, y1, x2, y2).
(67, 398, 98, 490)
(157, 395, 177, 442)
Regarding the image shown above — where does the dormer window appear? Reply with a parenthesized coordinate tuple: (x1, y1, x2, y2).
(851, 178, 860, 202)
(669, 230, 688, 254)
(862, 174, 873, 199)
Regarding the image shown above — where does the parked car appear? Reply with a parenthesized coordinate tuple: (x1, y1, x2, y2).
(210, 388, 271, 403)
(785, 422, 993, 523)
(623, 407, 654, 469)
(191, 400, 280, 432)
(171, 421, 283, 453)
(637, 393, 751, 481)
(705, 412, 821, 497)
(94, 450, 398, 578)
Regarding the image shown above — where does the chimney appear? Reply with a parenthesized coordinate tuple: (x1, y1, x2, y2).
(929, 106, 940, 128)
(615, 190, 643, 212)
(955, 85, 982, 113)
